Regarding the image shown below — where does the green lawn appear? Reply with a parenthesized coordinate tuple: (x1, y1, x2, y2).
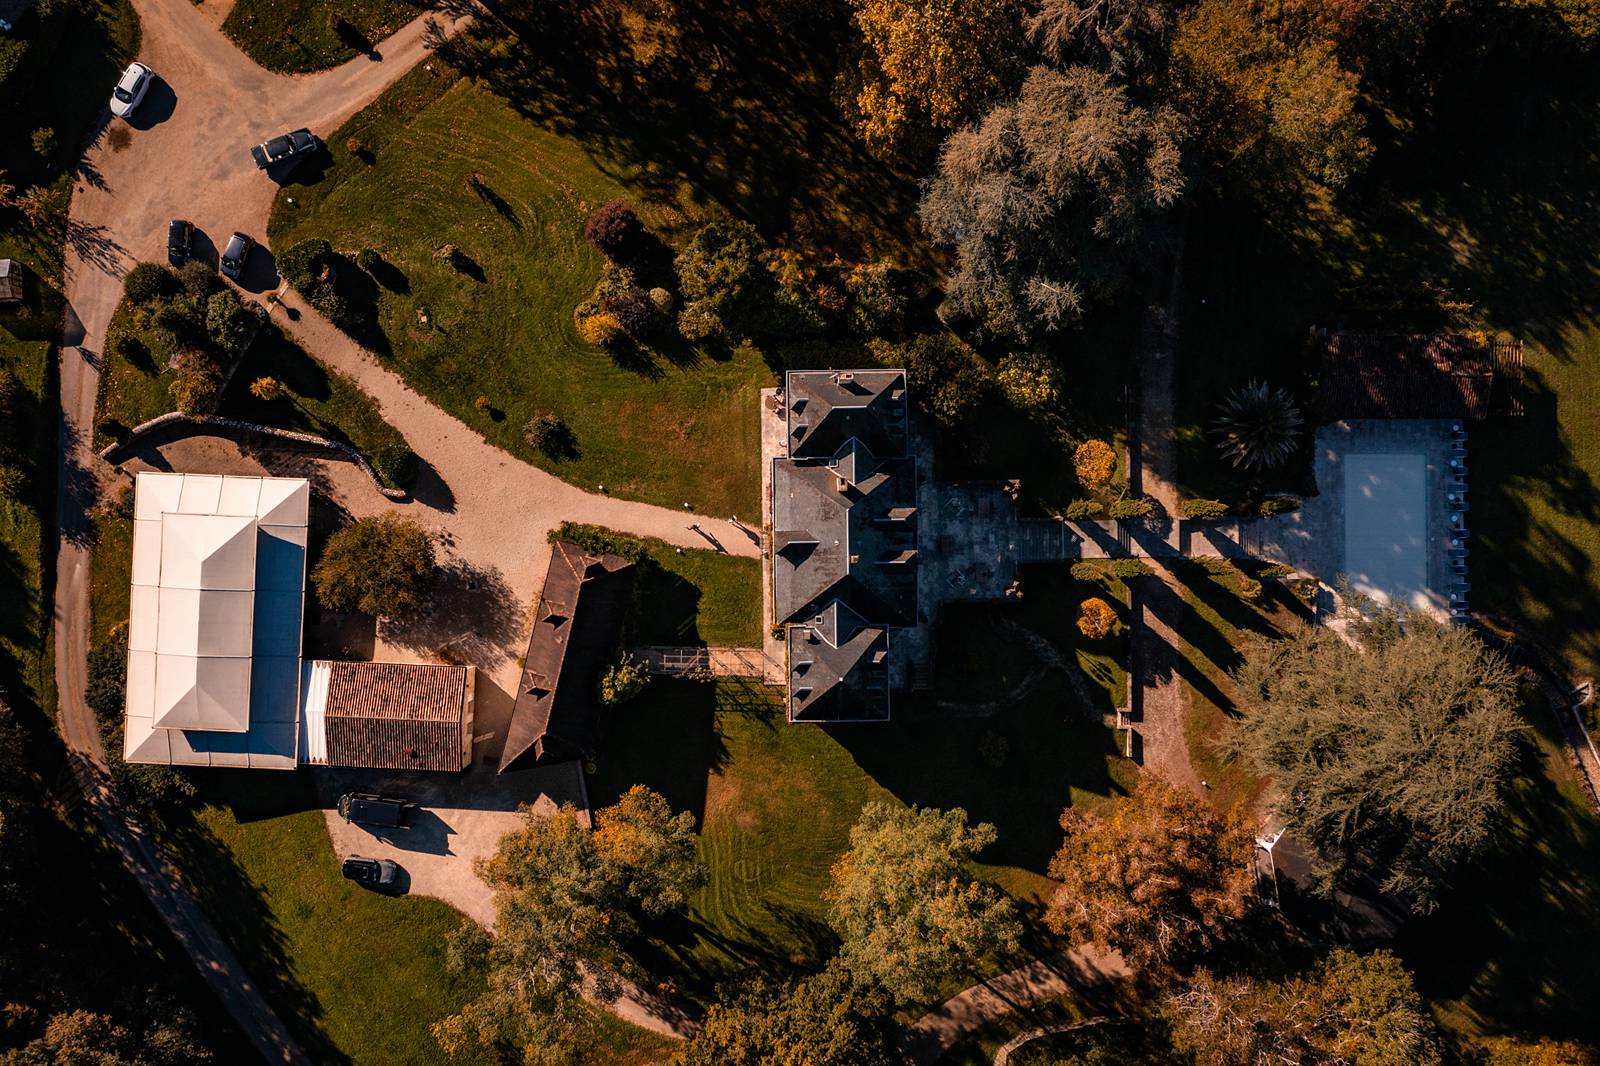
(219, 325, 416, 491)
(222, 0, 422, 73)
(633, 541, 762, 649)
(591, 673, 1135, 1009)
(93, 292, 178, 447)
(269, 71, 770, 516)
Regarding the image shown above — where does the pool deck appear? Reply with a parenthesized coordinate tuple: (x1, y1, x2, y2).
(1244, 419, 1462, 620)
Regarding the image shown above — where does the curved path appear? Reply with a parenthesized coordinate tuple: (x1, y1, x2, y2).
(54, 0, 748, 1059)
(897, 946, 1129, 1066)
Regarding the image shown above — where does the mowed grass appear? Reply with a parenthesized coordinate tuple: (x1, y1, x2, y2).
(630, 539, 762, 648)
(93, 294, 177, 447)
(591, 675, 1135, 1008)
(223, 0, 421, 73)
(1471, 328, 1600, 684)
(155, 772, 495, 1066)
(270, 75, 768, 516)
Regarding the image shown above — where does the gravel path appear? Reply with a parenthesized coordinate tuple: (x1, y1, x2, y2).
(896, 946, 1129, 1066)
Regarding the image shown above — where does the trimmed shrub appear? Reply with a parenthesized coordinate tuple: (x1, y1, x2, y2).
(1196, 556, 1233, 575)
(524, 413, 576, 459)
(1077, 597, 1118, 640)
(1108, 497, 1154, 520)
(1259, 495, 1302, 516)
(369, 443, 417, 488)
(598, 653, 649, 705)
(122, 262, 175, 304)
(277, 238, 333, 290)
(647, 287, 675, 313)
(1074, 439, 1117, 491)
(473, 395, 491, 412)
(1179, 498, 1230, 520)
(1237, 575, 1264, 601)
(605, 285, 660, 338)
(249, 376, 284, 402)
(177, 258, 217, 299)
(677, 300, 723, 342)
(548, 521, 650, 564)
(1110, 558, 1154, 579)
(1258, 562, 1295, 579)
(585, 201, 645, 262)
(1064, 499, 1104, 520)
(578, 312, 622, 347)
(1070, 560, 1105, 581)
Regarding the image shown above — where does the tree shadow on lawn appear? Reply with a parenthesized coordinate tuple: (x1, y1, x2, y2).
(589, 678, 732, 827)
(1469, 369, 1600, 674)
(830, 690, 1132, 878)
(430, 0, 930, 263)
(629, 898, 841, 1008)
(1394, 715, 1600, 1042)
(155, 771, 349, 1065)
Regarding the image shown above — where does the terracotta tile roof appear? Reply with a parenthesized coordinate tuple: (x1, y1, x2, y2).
(322, 662, 471, 772)
(1319, 333, 1520, 419)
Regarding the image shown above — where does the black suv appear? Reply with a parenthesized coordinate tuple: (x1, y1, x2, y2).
(337, 792, 417, 829)
(167, 219, 193, 266)
(251, 128, 318, 170)
(341, 856, 400, 891)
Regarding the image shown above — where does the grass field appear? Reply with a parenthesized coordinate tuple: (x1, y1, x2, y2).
(591, 671, 1135, 1009)
(93, 293, 178, 446)
(270, 71, 770, 516)
(630, 539, 762, 648)
(222, 0, 422, 73)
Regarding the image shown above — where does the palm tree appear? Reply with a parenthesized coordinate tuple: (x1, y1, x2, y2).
(1211, 380, 1303, 470)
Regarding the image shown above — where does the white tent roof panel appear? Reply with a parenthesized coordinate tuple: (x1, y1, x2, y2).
(217, 477, 262, 517)
(133, 473, 185, 520)
(125, 650, 156, 719)
(152, 654, 252, 732)
(177, 474, 224, 515)
(131, 517, 163, 586)
(154, 587, 254, 657)
(256, 478, 310, 526)
(127, 585, 159, 653)
(159, 512, 257, 591)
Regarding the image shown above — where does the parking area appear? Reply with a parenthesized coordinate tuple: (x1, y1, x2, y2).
(315, 761, 588, 927)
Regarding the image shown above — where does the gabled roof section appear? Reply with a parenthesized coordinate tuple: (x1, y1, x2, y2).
(786, 369, 908, 461)
(787, 602, 891, 722)
(304, 661, 475, 772)
(1318, 333, 1523, 419)
(771, 443, 918, 627)
(499, 542, 635, 772)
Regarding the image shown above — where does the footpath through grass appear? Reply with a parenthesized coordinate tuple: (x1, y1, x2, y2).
(270, 70, 769, 516)
(223, 0, 421, 73)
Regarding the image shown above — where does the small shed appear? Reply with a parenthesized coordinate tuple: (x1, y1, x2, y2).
(302, 660, 477, 772)
(0, 260, 22, 304)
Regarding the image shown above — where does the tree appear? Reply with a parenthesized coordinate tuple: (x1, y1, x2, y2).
(920, 65, 1184, 339)
(849, 0, 1023, 152)
(593, 784, 705, 917)
(1073, 439, 1117, 490)
(249, 376, 285, 402)
(1226, 606, 1523, 907)
(1171, 0, 1371, 192)
(1165, 949, 1441, 1066)
(1045, 776, 1254, 973)
(884, 332, 989, 425)
(1027, 0, 1177, 78)
(1210, 380, 1303, 470)
(13, 185, 60, 228)
(436, 792, 703, 1065)
(597, 654, 649, 707)
(205, 290, 253, 353)
(168, 350, 223, 416)
(1076, 596, 1117, 639)
(673, 959, 898, 1066)
(673, 219, 764, 335)
(828, 803, 1022, 1003)
(312, 513, 438, 618)
(0, 464, 24, 502)
(123, 262, 176, 305)
(584, 200, 645, 262)
(996, 352, 1061, 411)
(1480, 1036, 1600, 1066)
(31, 127, 57, 158)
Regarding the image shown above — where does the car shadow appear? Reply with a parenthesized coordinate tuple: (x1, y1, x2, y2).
(187, 227, 219, 272)
(234, 244, 280, 294)
(361, 809, 456, 857)
(124, 77, 177, 131)
(273, 150, 333, 188)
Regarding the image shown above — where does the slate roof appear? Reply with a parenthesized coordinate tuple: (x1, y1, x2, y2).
(1319, 333, 1518, 419)
(786, 369, 909, 460)
(319, 662, 472, 772)
(500, 542, 635, 772)
(787, 602, 890, 721)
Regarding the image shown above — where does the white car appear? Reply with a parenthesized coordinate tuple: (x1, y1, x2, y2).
(109, 62, 152, 119)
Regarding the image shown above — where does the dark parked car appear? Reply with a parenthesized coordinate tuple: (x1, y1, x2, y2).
(338, 792, 417, 829)
(167, 219, 193, 265)
(341, 856, 400, 890)
(250, 128, 318, 169)
(219, 231, 253, 281)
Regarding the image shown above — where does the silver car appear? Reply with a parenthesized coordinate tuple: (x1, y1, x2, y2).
(219, 232, 254, 281)
(109, 62, 152, 120)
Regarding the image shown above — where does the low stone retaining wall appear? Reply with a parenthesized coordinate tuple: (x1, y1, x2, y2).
(992, 1017, 1125, 1065)
(98, 412, 407, 500)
